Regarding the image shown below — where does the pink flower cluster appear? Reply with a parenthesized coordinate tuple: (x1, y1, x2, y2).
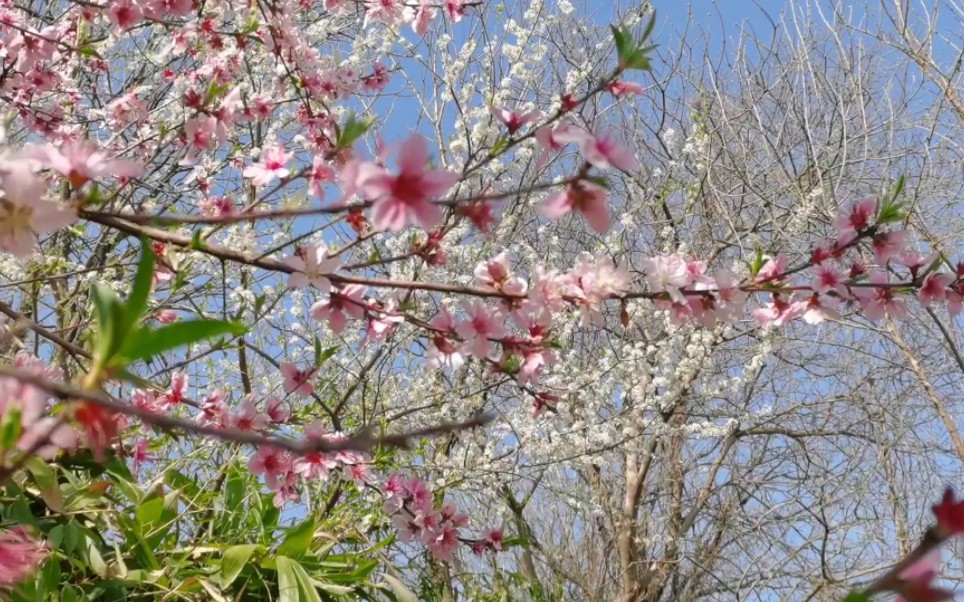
(383, 474, 502, 561)
(0, 352, 78, 458)
(249, 422, 371, 507)
(0, 527, 48, 587)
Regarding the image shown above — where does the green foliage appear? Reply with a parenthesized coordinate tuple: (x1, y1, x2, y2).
(335, 112, 376, 150)
(611, 13, 657, 71)
(90, 240, 246, 374)
(7, 455, 394, 600)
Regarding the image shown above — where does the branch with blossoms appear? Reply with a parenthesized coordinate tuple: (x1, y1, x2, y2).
(843, 488, 964, 602)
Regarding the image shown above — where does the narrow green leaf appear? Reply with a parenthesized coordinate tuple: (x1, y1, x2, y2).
(118, 320, 246, 363)
(336, 113, 376, 149)
(315, 344, 338, 368)
(611, 25, 633, 62)
(842, 592, 869, 602)
(91, 283, 126, 361)
(121, 240, 156, 335)
(641, 11, 657, 43)
(189, 228, 205, 250)
(221, 544, 260, 588)
(277, 516, 316, 559)
(381, 574, 418, 602)
(25, 456, 64, 513)
(0, 405, 22, 453)
(277, 556, 322, 602)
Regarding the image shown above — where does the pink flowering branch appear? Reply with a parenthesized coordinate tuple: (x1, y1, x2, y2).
(0, 365, 491, 456)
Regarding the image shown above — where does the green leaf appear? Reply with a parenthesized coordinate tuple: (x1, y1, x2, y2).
(842, 592, 869, 602)
(611, 25, 634, 63)
(277, 516, 317, 559)
(876, 199, 903, 224)
(121, 240, 156, 335)
(189, 228, 205, 250)
(221, 544, 260, 588)
(623, 48, 654, 71)
(0, 404, 22, 453)
(381, 574, 418, 602)
(336, 112, 376, 150)
(315, 342, 338, 368)
(490, 137, 509, 156)
(25, 456, 64, 513)
(117, 319, 246, 363)
(136, 497, 165, 528)
(749, 248, 765, 277)
(84, 535, 108, 578)
(277, 556, 322, 602)
(91, 283, 126, 361)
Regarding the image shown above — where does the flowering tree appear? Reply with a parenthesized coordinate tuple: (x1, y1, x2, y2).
(2, 0, 964, 599)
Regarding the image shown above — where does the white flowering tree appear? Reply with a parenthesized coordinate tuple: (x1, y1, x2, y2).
(1, 0, 964, 600)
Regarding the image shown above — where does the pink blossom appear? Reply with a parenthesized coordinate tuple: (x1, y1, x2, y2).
(533, 123, 575, 169)
(455, 301, 505, 358)
(0, 158, 76, 257)
(392, 513, 420, 543)
(854, 271, 907, 321)
(25, 139, 142, 188)
(129, 439, 155, 474)
(812, 264, 848, 296)
(230, 395, 268, 431)
(154, 309, 178, 323)
(871, 230, 906, 265)
(427, 308, 465, 369)
(606, 80, 646, 97)
(542, 179, 610, 233)
(556, 128, 638, 171)
(919, 273, 953, 307)
(310, 284, 367, 333)
(643, 255, 692, 303)
(360, 134, 458, 232)
(459, 201, 497, 232)
(243, 146, 291, 186)
(405, 477, 433, 511)
(491, 106, 542, 134)
(107, 0, 144, 31)
(196, 389, 228, 427)
(280, 363, 315, 396)
(0, 527, 47, 587)
(365, 299, 405, 341)
(364, 0, 405, 26)
(159, 371, 188, 406)
(427, 524, 461, 562)
(517, 347, 555, 385)
(443, 0, 467, 23)
(897, 251, 938, 277)
(406, 0, 437, 35)
(266, 396, 290, 423)
(751, 296, 806, 328)
(895, 549, 952, 602)
(309, 156, 334, 200)
(282, 243, 342, 292)
(525, 267, 567, 319)
(485, 528, 504, 551)
(474, 252, 526, 294)
(342, 463, 373, 486)
(801, 294, 842, 325)
(836, 197, 877, 246)
(185, 116, 217, 153)
(132, 388, 165, 416)
(106, 88, 148, 127)
(248, 446, 292, 490)
(561, 254, 632, 326)
(755, 253, 788, 283)
(198, 196, 235, 217)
